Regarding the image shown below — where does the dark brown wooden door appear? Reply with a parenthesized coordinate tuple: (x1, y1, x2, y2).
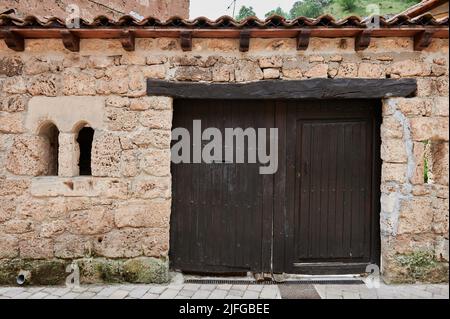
(273, 100, 381, 274)
(170, 100, 274, 273)
(171, 99, 380, 274)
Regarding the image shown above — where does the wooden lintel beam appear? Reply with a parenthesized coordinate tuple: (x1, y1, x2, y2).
(355, 30, 371, 51)
(120, 30, 135, 51)
(147, 79, 417, 100)
(61, 30, 79, 52)
(1, 30, 24, 51)
(180, 31, 192, 51)
(296, 29, 311, 50)
(239, 30, 250, 52)
(414, 30, 434, 51)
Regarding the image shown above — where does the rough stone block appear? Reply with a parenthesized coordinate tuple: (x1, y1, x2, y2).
(91, 131, 122, 177)
(140, 109, 172, 130)
(432, 142, 449, 186)
(105, 108, 138, 131)
(68, 207, 114, 235)
(410, 117, 449, 141)
(381, 163, 407, 183)
(304, 63, 328, 78)
(141, 149, 171, 177)
(0, 112, 25, 133)
(114, 200, 170, 228)
(381, 139, 407, 163)
(123, 257, 169, 283)
(397, 197, 434, 234)
(235, 60, 263, 82)
(133, 177, 171, 199)
(6, 135, 50, 176)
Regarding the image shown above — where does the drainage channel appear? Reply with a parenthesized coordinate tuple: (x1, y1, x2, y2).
(184, 279, 365, 285)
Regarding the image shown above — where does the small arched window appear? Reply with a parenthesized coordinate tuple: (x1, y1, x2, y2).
(76, 126, 94, 176)
(38, 122, 59, 176)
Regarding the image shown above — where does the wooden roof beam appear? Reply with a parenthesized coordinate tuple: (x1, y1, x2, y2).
(296, 29, 311, 50)
(239, 30, 250, 52)
(120, 30, 135, 51)
(180, 31, 192, 51)
(414, 30, 435, 50)
(355, 30, 372, 51)
(1, 30, 24, 51)
(61, 30, 79, 52)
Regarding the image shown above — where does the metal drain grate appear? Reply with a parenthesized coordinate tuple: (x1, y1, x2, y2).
(184, 279, 364, 285)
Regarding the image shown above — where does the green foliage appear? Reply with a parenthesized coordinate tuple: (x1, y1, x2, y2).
(396, 251, 437, 280)
(289, 0, 324, 18)
(338, 0, 358, 12)
(323, 0, 421, 19)
(265, 7, 289, 18)
(235, 5, 256, 21)
(423, 140, 430, 184)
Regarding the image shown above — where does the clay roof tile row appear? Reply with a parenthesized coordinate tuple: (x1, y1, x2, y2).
(0, 13, 448, 29)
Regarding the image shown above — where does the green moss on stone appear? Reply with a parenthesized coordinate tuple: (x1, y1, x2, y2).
(123, 257, 169, 284)
(395, 251, 449, 283)
(0, 259, 68, 285)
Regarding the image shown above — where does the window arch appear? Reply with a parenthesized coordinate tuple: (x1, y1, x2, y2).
(76, 124, 94, 176)
(38, 121, 59, 176)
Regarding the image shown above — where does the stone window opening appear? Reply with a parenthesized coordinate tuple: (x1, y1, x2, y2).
(76, 124, 95, 176)
(423, 139, 448, 186)
(38, 121, 59, 176)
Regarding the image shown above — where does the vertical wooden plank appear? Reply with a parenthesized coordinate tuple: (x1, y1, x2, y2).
(327, 124, 338, 259)
(273, 101, 287, 273)
(261, 100, 274, 273)
(284, 101, 297, 271)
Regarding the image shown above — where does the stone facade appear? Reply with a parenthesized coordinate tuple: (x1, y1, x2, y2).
(1, 0, 190, 20)
(0, 36, 448, 284)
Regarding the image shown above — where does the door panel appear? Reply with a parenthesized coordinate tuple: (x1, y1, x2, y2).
(273, 100, 380, 274)
(171, 99, 380, 274)
(170, 99, 274, 273)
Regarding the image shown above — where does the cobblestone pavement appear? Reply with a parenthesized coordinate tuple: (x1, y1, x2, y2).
(0, 282, 447, 299)
(314, 283, 449, 299)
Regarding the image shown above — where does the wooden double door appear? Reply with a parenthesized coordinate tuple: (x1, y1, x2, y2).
(170, 99, 381, 274)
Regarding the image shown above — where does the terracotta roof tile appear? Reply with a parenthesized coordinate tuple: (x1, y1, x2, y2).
(0, 13, 448, 29)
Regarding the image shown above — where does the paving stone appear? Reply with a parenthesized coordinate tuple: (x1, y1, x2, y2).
(182, 284, 201, 291)
(14, 291, 33, 299)
(159, 288, 180, 299)
(178, 289, 195, 297)
(76, 292, 96, 299)
(247, 285, 264, 292)
(97, 286, 121, 297)
(61, 292, 81, 299)
(260, 286, 280, 299)
(109, 290, 130, 299)
(128, 287, 150, 299)
(200, 284, 217, 291)
(217, 284, 232, 290)
(208, 289, 228, 299)
(191, 290, 212, 299)
(142, 292, 160, 299)
(231, 284, 248, 291)
(29, 292, 49, 299)
(242, 291, 260, 299)
(148, 286, 167, 294)
(228, 289, 245, 297)
(4, 288, 25, 298)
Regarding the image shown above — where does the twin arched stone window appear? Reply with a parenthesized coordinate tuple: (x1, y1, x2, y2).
(37, 120, 94, 177)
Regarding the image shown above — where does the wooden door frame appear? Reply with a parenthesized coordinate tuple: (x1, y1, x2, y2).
(152, 78, 416, 274)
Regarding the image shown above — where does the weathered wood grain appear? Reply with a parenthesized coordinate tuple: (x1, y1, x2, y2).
(147, 78, 417, 99)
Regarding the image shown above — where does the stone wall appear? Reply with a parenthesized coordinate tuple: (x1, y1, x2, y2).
(1, 0, 190, 20)
(0, 36, 448, 284)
